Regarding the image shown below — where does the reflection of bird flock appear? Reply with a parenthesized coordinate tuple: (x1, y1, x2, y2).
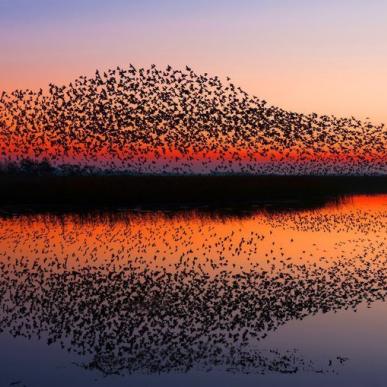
(0, 65, 386, 175)
(0, 200, 385, 375)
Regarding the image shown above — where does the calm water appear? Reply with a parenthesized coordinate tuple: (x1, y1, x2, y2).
(0, 195, 386, 387)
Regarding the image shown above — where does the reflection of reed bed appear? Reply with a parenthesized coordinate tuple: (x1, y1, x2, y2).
(0, 175, 386, 214)
(0, 246, 384, 375)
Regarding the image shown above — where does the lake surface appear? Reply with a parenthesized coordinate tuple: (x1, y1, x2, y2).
(0, 194, 386, 387)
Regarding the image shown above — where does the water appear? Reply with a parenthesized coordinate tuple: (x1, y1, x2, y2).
(0, 195, 386, 387)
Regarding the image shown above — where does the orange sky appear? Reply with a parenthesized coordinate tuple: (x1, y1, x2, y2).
(1, 1, 387, 124)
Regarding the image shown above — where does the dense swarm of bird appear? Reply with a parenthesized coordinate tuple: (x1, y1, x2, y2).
(0, 197, 385, 375)
(0, 64, 386, 175)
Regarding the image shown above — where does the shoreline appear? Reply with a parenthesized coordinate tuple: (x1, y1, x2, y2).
(0, 175, 385, 214)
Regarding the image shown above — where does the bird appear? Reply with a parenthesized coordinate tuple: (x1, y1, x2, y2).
(0, 64, 385, 176)
(0, 193, 384, 375)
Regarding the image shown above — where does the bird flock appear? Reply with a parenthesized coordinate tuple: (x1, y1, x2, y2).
(0, 196, 385, 375)
(0, 64, 386, 175)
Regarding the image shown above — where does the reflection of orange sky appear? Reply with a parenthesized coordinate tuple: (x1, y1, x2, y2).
(0, 195, 385, 273)
(349, 194, 387, 209)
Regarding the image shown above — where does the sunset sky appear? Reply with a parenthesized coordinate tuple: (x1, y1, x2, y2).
(1, 0, 387, 124)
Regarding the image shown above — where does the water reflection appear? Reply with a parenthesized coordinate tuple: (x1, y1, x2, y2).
(0, 195, 386, 383)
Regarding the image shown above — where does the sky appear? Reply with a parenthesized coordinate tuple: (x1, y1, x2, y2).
(1, 0, 387, 123)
